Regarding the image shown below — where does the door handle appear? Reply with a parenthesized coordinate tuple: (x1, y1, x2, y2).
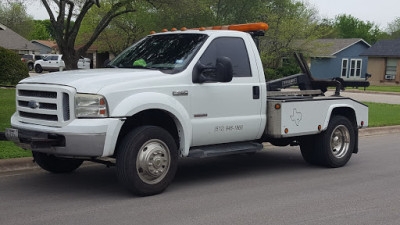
(253, 86, 260, 99)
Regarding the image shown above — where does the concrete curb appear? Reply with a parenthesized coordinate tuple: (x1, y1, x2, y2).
(1, 125, 399, 173)
(359, 125, 400, 136)
(0, 157, 38, 173)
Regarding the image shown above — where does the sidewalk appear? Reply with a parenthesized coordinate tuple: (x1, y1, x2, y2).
(1, 125, 400, 173)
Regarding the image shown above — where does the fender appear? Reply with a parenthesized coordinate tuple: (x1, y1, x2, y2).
(322, 103, 357, 130)
(111, 92, 192, 156)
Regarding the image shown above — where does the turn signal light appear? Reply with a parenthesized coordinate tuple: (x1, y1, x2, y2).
(284, 128, 289, 134)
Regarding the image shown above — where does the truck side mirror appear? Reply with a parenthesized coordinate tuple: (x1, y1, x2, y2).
(193, 57, 233, 83)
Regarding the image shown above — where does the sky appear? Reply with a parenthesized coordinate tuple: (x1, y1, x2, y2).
(26, 0, 399, 30)
(305, 0, 399, 30)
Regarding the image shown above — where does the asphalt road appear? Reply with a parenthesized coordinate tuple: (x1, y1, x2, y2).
(1, 133, 399, 225)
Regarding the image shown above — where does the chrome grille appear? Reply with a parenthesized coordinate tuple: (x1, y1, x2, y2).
(16, 84, 75, 127)
(18, 90, 57, 98)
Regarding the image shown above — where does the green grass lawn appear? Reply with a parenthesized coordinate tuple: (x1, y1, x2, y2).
(0, 88, 32, 159)
(364, 102, 400, 127)
(0, 88, 400, 159)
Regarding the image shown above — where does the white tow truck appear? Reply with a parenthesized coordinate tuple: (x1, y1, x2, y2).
(6, 23, 368, 196)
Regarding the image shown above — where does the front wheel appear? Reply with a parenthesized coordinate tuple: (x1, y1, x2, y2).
(116, 126, 178, 196)
(33, 152, 83, 173)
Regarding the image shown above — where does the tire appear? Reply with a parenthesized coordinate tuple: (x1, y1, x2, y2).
(33, 152, 83, 173)
(300, 116, 355, 168)
(28, 63, 34, 71)
(35, 64, 43, 73)
(300, 135, 320, 165)
(116, 126, 178, 196)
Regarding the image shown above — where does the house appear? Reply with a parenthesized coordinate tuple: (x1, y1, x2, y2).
(297, 39, 371, 80)
(32, 40, 110, 68)
(31, 40, 58, 54)
(360, 38, 400, 85)
(0, 23, 39, 55)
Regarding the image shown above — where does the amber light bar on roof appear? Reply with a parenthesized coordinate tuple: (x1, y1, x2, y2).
(150, 22, 269, 34)
(198, 22, 269, 32)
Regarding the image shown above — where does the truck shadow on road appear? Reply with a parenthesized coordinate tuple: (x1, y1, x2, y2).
(12, 148, 322, 197)
(174, 148, 309, 184)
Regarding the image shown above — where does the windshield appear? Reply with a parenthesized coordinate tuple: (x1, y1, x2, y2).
(109, 33, 208, 73)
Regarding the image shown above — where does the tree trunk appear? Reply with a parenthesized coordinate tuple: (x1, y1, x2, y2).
(62, 51, 79, 70)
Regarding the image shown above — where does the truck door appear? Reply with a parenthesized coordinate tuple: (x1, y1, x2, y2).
(190, 37, 263, 146)
(47, 55, 59, 70)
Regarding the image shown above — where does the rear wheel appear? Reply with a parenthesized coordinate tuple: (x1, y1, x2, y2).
(300, 116, 355, 168)
(35, 64, 43, 73)
(33, 152, 83, 173)
(116, 126, 178, 196)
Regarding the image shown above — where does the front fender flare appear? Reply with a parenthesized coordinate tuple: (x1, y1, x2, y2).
(111, 92, 192, 156)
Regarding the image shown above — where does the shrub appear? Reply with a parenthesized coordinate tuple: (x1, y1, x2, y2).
(0, 47, 29, 85)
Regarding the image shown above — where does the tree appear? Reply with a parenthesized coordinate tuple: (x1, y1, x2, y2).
(77, 0, 216, 56)
(258, 0, 330, 70)
(77, 1, 153, 56)
(331, 14, 383, 44)
(0, 1, 34, 39)
(41, 0, 142, 70)
(29, 20, 52, 40)
(387, 17, 400, 39)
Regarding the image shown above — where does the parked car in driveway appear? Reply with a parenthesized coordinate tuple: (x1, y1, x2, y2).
(21, 54, 44, 71)
(34, 55, 91, 73)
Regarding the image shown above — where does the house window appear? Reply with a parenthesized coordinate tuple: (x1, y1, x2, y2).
(385, 58, 398, 80)
(350, 59, 362, 77)
(341, 59, 348, 77)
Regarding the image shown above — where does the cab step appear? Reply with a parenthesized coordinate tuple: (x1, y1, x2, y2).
(188, 141, 263, 158)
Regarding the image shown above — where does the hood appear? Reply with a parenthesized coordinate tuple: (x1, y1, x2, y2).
(20, 68, 168, 93)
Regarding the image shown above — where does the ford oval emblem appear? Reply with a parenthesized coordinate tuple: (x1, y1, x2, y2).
(28, 100, 40, 109)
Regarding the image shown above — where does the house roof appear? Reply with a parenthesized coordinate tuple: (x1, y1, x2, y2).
(296, 38, 371, 58)
(0, 23, 39, 51)
(360, 38, 400, 57)
(32, 40, 58, 49)
(31, 40, 99, 53)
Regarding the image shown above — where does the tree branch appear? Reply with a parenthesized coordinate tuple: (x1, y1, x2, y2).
(67, 1, 95, 49)
(79, 8, 137, 55)
(65, 0, 74, 35)
(41, 0, 56, 25)
(77, 2, 136, 55)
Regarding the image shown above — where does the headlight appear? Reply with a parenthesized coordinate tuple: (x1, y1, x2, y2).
(75, 94, 108, 118)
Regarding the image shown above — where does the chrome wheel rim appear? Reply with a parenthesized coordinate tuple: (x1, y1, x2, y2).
(330, 125, 350, 158)
(136, 139, 171, 184)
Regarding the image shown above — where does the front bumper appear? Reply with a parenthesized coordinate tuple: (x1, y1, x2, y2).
(9, 113, 124, 157)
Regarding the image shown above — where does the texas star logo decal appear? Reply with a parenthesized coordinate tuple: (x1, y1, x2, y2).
(290, 108, 302, 126)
